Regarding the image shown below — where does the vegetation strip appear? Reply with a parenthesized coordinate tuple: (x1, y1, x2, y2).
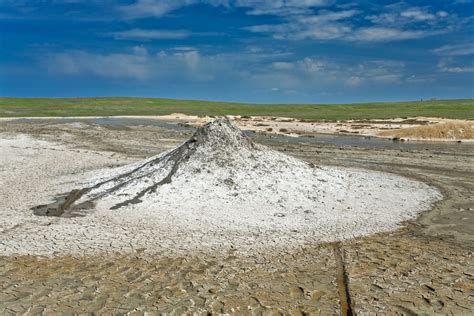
(0, 97, 473, 120)
(333, 242, 354, 316)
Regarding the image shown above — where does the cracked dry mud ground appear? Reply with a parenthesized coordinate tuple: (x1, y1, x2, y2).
(1, 120, 473, 315)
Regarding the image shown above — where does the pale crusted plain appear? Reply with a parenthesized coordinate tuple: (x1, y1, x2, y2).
(0, 120, 442, 256)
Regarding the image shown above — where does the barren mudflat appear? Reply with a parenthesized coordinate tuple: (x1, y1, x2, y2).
(177, 114, 474, 141)
(0, 119, 473, 314)
(1, 119, 441, 256)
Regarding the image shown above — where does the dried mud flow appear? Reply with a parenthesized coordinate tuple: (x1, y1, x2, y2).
(0, 119, 473, 315)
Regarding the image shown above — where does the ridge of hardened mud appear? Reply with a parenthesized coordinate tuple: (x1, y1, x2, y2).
(30, 150, 175, 217)
(87, 144, 186, 201)
(110, 138, 198, 209)
(31, 139, 197, 216)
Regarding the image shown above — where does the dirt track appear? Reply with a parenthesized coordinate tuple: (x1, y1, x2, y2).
(0, 119, 473, 314)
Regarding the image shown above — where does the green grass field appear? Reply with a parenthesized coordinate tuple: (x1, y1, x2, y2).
(0, 97, 473, 121)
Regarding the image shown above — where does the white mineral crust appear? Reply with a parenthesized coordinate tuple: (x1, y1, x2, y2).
(0, 119, 442, 255)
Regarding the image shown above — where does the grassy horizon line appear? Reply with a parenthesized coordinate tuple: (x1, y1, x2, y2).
(1, 97, 473, 121)
(1, 96, 472, 105)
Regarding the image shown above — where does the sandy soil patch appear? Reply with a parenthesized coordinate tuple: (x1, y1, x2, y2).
(379, 120, 474, 140)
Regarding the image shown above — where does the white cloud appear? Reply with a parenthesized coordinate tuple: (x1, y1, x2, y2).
(46, 47, 151, 79)
(173, 50, 201, 71)
(45, 47, 234, 82)
(400, 8, 437, 21)
(272, 61, 294, 70)
(173, 46, 197, 51)
(245, 4, 457, 43)
(440, 66, 474, 73)
(244, 10, 356, 40)
(237, 0, 332, 16)
(43, 46, 409, 91)
(110, 29, 192, 40)
(348, 27, 443, 42)
(23, 1, 461, 46)
(367, 6, 450, 27)
(118, 0, 332, 19)
(111, 28, 191, 40)
(345, 76, 363, 87)
(437, 11, 449, 17)
(131, 45, 148, 56)
(300, 58, 325, 73)
(292, 24, 352, 40)
(250, 57, 406, 90)
(245, 11, 446, 42)
(437, 58, 474, 73)
(433, 44, 474, 56)
(118, 0, 232, 19)
(118, 0, 197, 19)
(298, 9, 359, 23)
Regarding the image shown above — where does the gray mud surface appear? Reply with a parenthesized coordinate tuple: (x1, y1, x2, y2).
(0, 119, 473, 314)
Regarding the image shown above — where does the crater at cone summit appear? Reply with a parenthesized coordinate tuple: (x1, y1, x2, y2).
(33, 118, 441, 242)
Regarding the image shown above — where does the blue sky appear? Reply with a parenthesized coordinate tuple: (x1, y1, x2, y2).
(0, 0, 473, 103)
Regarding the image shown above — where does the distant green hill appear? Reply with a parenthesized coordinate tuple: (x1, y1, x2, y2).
(0, 97, 472, 121)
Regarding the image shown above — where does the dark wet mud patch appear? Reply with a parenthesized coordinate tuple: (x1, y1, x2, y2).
(32, 189, 92, 217)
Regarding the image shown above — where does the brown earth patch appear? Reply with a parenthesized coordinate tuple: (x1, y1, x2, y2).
(379, 121, 474, 140)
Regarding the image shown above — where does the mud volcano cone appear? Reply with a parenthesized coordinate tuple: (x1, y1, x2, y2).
(33, 118, 440, 241)
(33, 118, 268, 216)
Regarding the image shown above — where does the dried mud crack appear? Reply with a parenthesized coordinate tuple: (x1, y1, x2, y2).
(333, 242, 354, 316)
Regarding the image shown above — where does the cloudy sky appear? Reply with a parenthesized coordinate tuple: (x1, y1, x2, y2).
(0, 0, 473, 103)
